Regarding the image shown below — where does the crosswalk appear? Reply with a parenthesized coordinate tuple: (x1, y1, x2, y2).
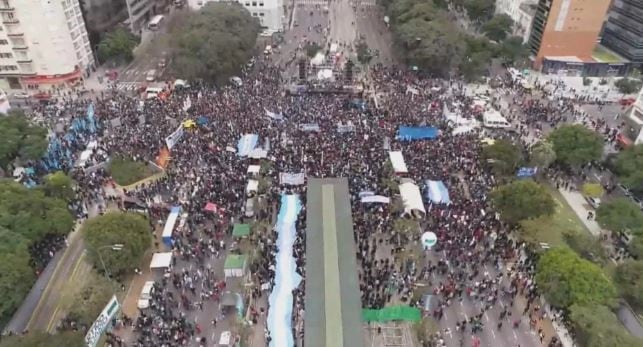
(114, 82, 143, 91)
(295, 0, 328, 6)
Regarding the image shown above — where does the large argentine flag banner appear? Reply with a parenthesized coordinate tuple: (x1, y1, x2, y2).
(237, 134, 259, 157)
(426, 180, 451, 204)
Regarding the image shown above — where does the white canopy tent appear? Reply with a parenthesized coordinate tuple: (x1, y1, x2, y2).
(399, 182, 426, 216)
(247, 165, 261, 174)
(150, 252, 173, 269)
(388, 151, 408, 173)
(246, 179, 259, 194)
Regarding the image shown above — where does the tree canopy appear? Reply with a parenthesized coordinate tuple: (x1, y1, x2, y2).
(630, 235, 643, 260)
(0, 110, 48, 169)
(596, 198, 643, 234)
(490, 180, 555, 224)
(0, 331, 85, 347)
(82, 211, 152, 277)
(615, 77, 643, 95)
(0, 180, 74, 323)
(42, 171, 75, 202)
(168, 2, 260, 84)
(613, 144, 643, 195)
(536, 247, 617, 308)
(581, 183, 604, 198)
(614, 260, 643, 309)
(529, 140, 556, 169)
(548, 125, 603, 167)
(482, 14, 513, 41)
(482, 139, 522, 175)
(569, 304, 643, 347)
(97, 27, 138, 63)
(463, 0, 495, 23)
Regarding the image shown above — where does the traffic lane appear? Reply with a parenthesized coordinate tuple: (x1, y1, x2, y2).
(355, 5, 394, 65)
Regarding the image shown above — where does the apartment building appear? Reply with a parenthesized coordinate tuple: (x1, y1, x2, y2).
(601, 0, 643, 66)
(191, 0, 284, 33)
(495, 0, 538, 43)
(527, 0, 611, 68)
(0, 0, 94, 91)
(125, 0, 155, 33)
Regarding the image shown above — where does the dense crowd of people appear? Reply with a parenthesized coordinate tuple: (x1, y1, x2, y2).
(17, 55, 608, 347)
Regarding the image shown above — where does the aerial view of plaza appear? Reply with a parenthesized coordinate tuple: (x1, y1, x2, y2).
(1, 0, 643, 346)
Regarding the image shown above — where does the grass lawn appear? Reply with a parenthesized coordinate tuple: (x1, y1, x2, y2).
(108, 157, 158, 186)
(520, 185, 589, 248)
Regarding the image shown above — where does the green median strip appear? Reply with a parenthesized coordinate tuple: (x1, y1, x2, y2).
(322, 184, 343, 347)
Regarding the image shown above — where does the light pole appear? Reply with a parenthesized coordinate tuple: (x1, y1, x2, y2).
(97, 244, 124, 292)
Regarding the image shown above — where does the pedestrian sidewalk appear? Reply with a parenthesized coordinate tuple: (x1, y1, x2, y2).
(557, 188, 602, 237)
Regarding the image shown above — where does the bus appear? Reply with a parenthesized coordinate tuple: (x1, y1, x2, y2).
(148, 15, 164, 31)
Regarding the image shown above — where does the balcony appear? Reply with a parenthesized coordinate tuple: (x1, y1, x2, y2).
(6, 31, 22, 37)
(2, 18, 18, 24)
(0, 6, 14, 12)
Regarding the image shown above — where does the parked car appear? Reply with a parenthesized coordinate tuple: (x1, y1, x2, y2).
(618, 183, 632, 197)
(145, 69, 157, 82)
(585, 197, 601, 209)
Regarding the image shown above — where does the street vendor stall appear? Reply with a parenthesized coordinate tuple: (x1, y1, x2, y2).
(224, 254, 247, 278)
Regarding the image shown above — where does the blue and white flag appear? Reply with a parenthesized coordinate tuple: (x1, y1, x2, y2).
(425, 180, 451, 204)
(517, 167, 538, 178)
(237, 134, 259, 157)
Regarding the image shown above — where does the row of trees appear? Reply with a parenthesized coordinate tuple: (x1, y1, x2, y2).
(0, 178, 74, 325)
(382, 0, 528, 80)
(0, 111, 48, 170)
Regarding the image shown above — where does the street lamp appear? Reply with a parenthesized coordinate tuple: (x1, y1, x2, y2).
(97, 244, 124, 292)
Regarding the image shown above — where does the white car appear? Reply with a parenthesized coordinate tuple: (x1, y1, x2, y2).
(585, 197, 601, 209)
(145, 69, 157, 82)
(12, 91, 30, 99)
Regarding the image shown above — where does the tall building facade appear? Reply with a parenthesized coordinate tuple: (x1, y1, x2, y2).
(191, 0, 284, 32)
(0, 0, 94, 91)
(601, 0, 643, 65)
(527, 0, 612, 68)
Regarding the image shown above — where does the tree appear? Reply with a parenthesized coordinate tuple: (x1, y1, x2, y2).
(581, 183, 604, 198)
(497, 36, 529, 64)
(536, 248, 617, 308)
(97, 27, 138, 63)
(0, 237, 35, 324)
(491, 180, 555, 224)
(615, 260, 643, 309)
(596, 198, 643, 234)
(630, 236, 643, 259)
(169, 3, 260, 84)
(0, 180, 74, 242)
(0, 111, 47, 169)
(42, 171, 75, 202)
(305, 42, 321, 58)
(563, 230, 607, 264)
(548, 125, 603, 167)
(356, 40, 373, 65)
(481, 139, 522, 175)
(482, 14, 513, 41)
(82, 212, 152, 277)
(463, 0, 495, 23)
(66, 271, 113, 326)
(613, 144, 643, 195)
(615, 78, 643, 95)
(529, 141, 556, 169)
(0, 331, 85, 347)
(569, 304, 643, 347)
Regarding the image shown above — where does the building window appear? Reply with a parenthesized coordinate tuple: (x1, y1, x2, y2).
(0, 65, 18, 71)
(0, 52, 12, 58)
(10, 37, 24, 46)
(245, 2, 249, 6)
(1, 1, 9, 8)
(259, 13, 264, 16)
(252, 1, 256, 6)
(0, 40, 8, 45)
(252, 12, 257, 16)
(259, 2, 264, 5)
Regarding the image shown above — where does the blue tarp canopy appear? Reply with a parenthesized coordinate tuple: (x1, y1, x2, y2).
(397, 126, 439, 141)
(425, 180, 451, 204)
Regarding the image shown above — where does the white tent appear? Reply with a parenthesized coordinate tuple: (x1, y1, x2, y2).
(247, 165, 261, 174)
(399, 182, 426, 216)
(311, 52, 325, 66)
(246, 179, 259, 194)
(150, 252, 173, 269)
(388, 151, 408, 173)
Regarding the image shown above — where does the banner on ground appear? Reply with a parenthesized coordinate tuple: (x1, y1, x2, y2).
(397, 126, 439, 141)
(279, 172, 305, 185)
(183, 96, 192, 112)
(337, 122, 355, 133)
(517, 167, 538, 178)
(237, 134, 259, 157)
(299, 123, 320, 132)
(406, 85, 420, 96)
(361, 305, 421, 322)
(361, 195, 390, 204)
(265, 108, 284, 121)
(85, 296, 120, 347)
(165, 125, 184, 150)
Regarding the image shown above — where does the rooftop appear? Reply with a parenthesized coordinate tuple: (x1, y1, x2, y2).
(519, 1, 538, 16)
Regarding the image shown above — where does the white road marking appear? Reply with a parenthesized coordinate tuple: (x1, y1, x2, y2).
(513, 330, 518, 339)
(491, 329, 496, 339)
(484, 312, 490, 321)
